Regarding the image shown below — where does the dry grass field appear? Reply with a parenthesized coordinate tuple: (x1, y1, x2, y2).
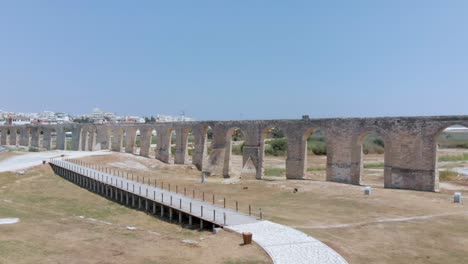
(72, 150, 468, 264)
(0, 157, 271, 264)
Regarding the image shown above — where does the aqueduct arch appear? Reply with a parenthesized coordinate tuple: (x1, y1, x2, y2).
(4, 115, 468, 192)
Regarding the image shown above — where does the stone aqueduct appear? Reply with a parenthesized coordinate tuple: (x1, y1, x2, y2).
(1, 115, 468, 192)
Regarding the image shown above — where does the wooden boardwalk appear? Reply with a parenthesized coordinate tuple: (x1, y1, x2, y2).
(49, 159, 260, 228)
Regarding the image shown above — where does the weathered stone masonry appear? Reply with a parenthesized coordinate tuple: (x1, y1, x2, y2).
(2, 115, 467, 192)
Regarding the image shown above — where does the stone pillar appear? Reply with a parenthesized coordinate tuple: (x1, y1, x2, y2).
(327, 129, 355, 184)
(0, 128, 7, 145)
(139, 127, 152, 157)
(174, 127, 189, 164)
(71, 126, 82, 151)
(81, 128, 88, 151)
(19, 127, 30, 146)
(95, 126, 111, 150)
(192, 126, 208, 170)
(125, 128, 137, 154)
(42, 127, 52, 150)
(384, 132, 436, 191)
(155, 127, 172, 163)
(204, 126, 228, 176)
(30, 127, 40, 148)
(56, 127, 66, 150)
(87, 128, 96, 151)
(9, 129, 17, 145)
(110, 127, 123, 152)
(284, 130, 306, 180)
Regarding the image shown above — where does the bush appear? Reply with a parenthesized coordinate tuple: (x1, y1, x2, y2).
(439, 169, 458, 181)
(231, 142, 244, 155)
(308, 141, 327, 155)
(265, 138, 287, 156)
(28, 147, 39, 152)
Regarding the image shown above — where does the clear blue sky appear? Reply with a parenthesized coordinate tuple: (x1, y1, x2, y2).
(1, 1, 467, 120)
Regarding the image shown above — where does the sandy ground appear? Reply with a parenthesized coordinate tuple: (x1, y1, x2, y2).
(0, 150, 113, 172)
(70, 150, 468, 264)
(0, 161, 271, 264)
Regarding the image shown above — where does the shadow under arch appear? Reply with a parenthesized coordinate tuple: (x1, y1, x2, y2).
(224, 126, 248, 178)
(260, 126, 288, 179)
(351, 127, 391, 187)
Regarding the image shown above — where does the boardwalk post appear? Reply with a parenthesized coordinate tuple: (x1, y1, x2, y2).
(170, 196, 173, 206)
(153, 201, 156, 214)
(201, 206, 203, 217)
(249, 205, 251, 216)
(203, 192, 205, 201)
(189, 215, 192, 227)
(224, 198, 226, 208)
(212, 194, 215, 205)
(190, 202, 192, 213)
(213, 210, 216, 221)
(224, 213, 226, 225)
(153, 190, 155, 200)
(179, 211, 182, 224)
(236, 201, 238, 211)
(160, 205, 164, 217)
(179, 199, 182, 209)
(161, 193, 164, 203)
(184, 187, 186, 196)
(176, 185, 178, 193)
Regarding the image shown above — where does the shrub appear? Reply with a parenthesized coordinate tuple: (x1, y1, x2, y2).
(28, 147, 39, 152)
(232, 142, 244, 155)
(264, 167, 286, 177)
(265, 138, 287, 156)
(439, 169, 458, 181)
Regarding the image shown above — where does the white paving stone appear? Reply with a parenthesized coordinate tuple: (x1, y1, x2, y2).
(227, 221, 348, 264)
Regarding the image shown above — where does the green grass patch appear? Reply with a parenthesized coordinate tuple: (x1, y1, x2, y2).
(439, 169, 458, 181)
(364, 162, 384, 168)
(438, 153, 468, 162)
(264, 167, 286, 177)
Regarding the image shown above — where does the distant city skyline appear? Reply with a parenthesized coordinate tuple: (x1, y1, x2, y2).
(1, 1, 467, 120)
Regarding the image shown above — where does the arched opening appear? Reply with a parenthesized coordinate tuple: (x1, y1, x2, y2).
(65, 127, 72, 150)
(121, 130, 127, 152)
(262, 127, 287, 178)
(359, 133, 386, 188)
(6, 129, 11, 145)
(16, 129, 21, 146)
(186, 128, 194, 163)
(304, 128, 327, 181)
(170, 129, 176, 163)
(226, 127, 246, 178)
(150, 129, 158, 158)
(50, 128, 57, 150)
(85, 130, 90, 151)
(39, 129, 44, 149)
(205, 126, 213, 158)
(134, 129, 141, 155)
(435, 125, 468, 183)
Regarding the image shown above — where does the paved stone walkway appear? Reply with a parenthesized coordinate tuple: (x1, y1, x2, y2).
(50, 159, 348, 264)
(227, 221, 348, 264)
